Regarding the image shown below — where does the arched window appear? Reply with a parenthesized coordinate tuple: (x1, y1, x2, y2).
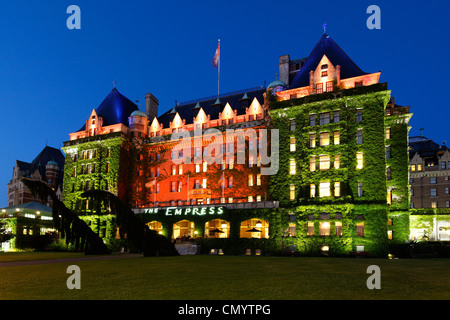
(240, 219, 269, 239)
(205, 219, 229, 238)
(147, 221, 162, 235)
(173, 220, 195, 240)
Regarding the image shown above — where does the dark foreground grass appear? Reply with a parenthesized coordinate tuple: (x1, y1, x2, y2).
(0, 253, 449, 300)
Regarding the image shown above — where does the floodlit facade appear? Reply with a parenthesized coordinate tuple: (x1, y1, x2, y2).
(59, 33, 417, 257)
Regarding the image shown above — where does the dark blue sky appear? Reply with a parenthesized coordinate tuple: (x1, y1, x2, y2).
(1, 0, 449, 206)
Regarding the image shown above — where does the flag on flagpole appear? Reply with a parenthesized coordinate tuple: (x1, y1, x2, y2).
(212, 41, 220, 68)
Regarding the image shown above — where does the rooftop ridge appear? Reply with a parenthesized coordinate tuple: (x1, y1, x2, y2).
(177, 86, 265, 106)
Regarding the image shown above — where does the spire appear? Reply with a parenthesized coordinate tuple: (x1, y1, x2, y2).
(322, 20, 327, 34)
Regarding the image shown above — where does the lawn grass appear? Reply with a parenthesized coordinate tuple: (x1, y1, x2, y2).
(0, 253, 449, 300)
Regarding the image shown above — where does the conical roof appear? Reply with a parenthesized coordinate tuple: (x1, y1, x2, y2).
(77, 88, 138, 131)
(289, 33, 368, 89)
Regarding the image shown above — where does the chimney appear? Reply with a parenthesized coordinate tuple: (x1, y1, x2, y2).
(278, 55, 290, 86)
(145, 93, 159, 122)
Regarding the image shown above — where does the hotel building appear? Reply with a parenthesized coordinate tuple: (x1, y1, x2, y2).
(59, 33, 413, 257)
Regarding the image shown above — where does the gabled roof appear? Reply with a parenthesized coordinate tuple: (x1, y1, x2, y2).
(289, 33, 368, 89)
(157, 88, 266, 128)
(77, 88, 138, 131)
(409, 136, 442, 160)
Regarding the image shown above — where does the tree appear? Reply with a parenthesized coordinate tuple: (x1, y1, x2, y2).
(21, 178, 109, 255)
(82, 189, 179, 257)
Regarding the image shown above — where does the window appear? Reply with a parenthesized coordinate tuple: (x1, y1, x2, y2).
(310, 184, 316, 198)
(356, 152, 363, 169)
(430, 177, 437, 184)
(307, 222, 314, 236)
(248, 175, 253, 187)
(321, 70, 328, 77)
(333, 111, 340, 123)
(356, 222, 364, 236)
(290, 137, 296, 152)
(357, 182, 363, 197)
(387, 167, 391, 180)
(431, 188, 437, 197)
(356, 130, 363, 145)
(386, 146, 391, 159)
(194, 179, 200, 189)
(195, 164, 200, 173)
(431, 201, 437, 208)
(356, 110, 363, 122)
(316, 83, 323, 94)
(178, 165, 183, 175)
(385, 128, 391, 140)
(290, 120, 296, 131)
(334, 182, 341, 197)
(248, 196, 253, 202)
(178, 181, 183, 192)
(290, 184, 295, 201)
(310, 134, 316, 148)
(355, 81, 363, 87)
(335, 221, 342, 236)
(326, 81, 333, 92)
(319, 155, 330, 171)
(202, 178, 207, 189)
(310, 156, 316, 172)
(228, 176, 233, 188)
(256, 174, 261, 186)
(411, 164, 416, 172)
(319, 222, 330, 236)
(309, 115, 316, 126)
(445, 187, 449, 195)
(446, 201, 450, 208)
(320, 132, 330, 146)
(334, 154, 340, 169)
(418, 164, 423, 171)
(171, 182, 176, 192)
(319, 113, 330, 125)
(319, 181, 331, 197)
(411, 188, 414, 196)
(290, 159, 296, 175)
(171, 165, 176, 175)
(441, 162, 447, 169)
(334, 131, 340, 145)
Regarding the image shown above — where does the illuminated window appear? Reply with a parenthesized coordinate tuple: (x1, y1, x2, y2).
(417, 164, 423, 171)
(171, 165, 176, 175)
(326, 81, 333, 92)
(171, 182, 176, 192)
(172, 220, 195, 239)
(320, 132, 330, 146)
(334, 131, 340, 145)
(319, 155, 330, 171)
(195, 164, 200, 173)
(202, 178, 207, 189)
(356, 152, 363, 169)
(319, 181, 331, 197)
(335, 221, 342, 236)
(385, 128, 391, 139)
(248, 175, 254, 187)
(203, 161, 207, 172)
(356, 222, 364, 237)
(178, 181, 182, 192)
(334, 155, 340, 169)
(387, 190, 392, 204)
(205, 219, 229, 238)
(319, 222, 330, 236)
(307, 222, 314, 236)
(411, 164, 416, 172)
(256, 174, 261, 186)
(228, 197, 233, 203)
(290, 184, 295, 201)
(310, 184, 316, 198)
(147, 221, 162, 235)
(388, 230, 393, 240)
(316, 83, 323, 94)
(310, 134, 316, 147)
(290, 159, 296, 175)
(334, 182, 341, 197)
(240, 219, 269, 239)
(178, 165, 183, 175)
(248, 196, 253, 202)
(256, 195, 262, 202)
(290, 137, 296, 152)
(310, 156, 316, 172)
(431, 201, 437, 208)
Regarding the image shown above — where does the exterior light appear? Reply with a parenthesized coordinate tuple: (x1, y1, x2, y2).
(221, 223, 227, 229)
(256, 221, 262, 228)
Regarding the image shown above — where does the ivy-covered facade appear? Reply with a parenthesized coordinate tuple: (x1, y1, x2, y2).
(57, 32, 421, 257)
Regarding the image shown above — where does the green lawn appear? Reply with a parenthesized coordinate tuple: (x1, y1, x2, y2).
(1, 253, 449, 300)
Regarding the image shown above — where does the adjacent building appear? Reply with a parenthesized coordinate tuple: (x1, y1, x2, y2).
(7, 146, 65, 208)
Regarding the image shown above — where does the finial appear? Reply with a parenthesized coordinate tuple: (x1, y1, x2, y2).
(322, 20, 327, 34)
(113, 79, 116, 88)
(420, 128, 424, 137)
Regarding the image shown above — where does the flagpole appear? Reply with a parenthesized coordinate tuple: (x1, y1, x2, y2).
(217, 39, 220, 99)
